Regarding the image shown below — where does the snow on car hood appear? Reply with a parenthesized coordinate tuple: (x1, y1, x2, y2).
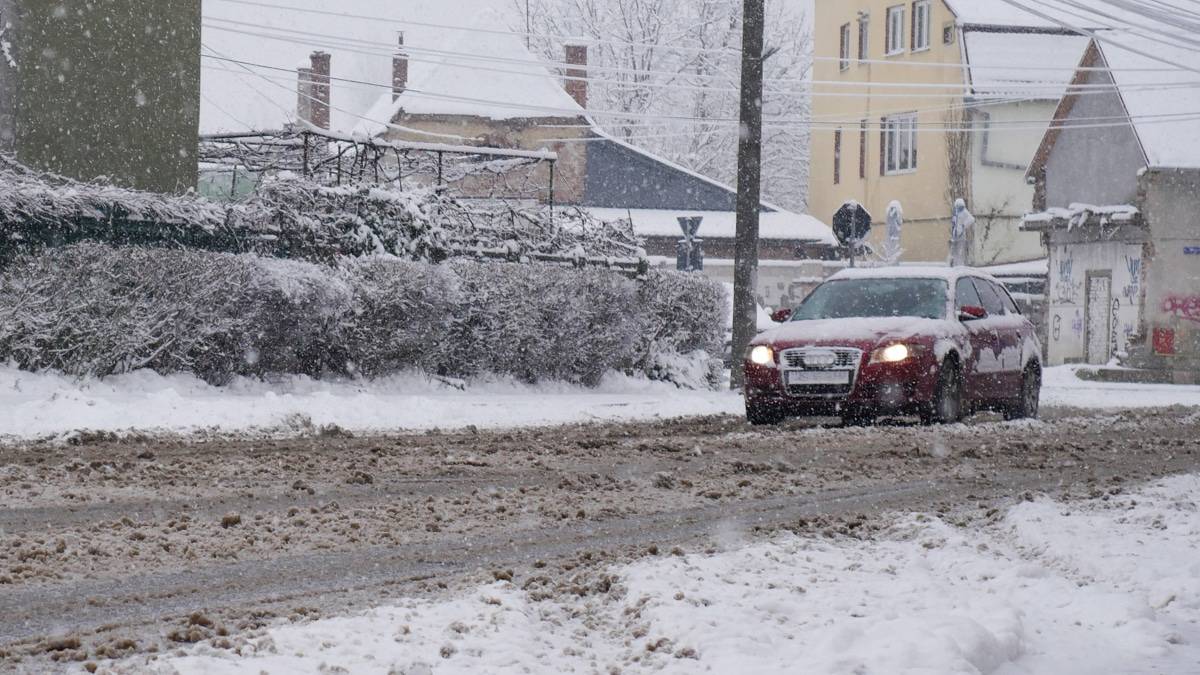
(755, 316, 963, 346)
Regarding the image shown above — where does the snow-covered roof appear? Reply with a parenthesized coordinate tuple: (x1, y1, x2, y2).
(1098, 33, 1200, 169)
(1023, 203, 1141, 230)
(829, 266, 1002, 284)
(583, 207, 838, 246)
(201, 0, 530, 135)
(980, 259, 1049, 277)
(962, 31, 1090, 99)
(943, 0, 1098, 29)
(355, 21, 583, 135)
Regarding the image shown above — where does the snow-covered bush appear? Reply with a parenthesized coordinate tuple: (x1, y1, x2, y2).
(0, 157, 643, 268)
(0, 245, 724, 388)
(636, 270, 728, 387)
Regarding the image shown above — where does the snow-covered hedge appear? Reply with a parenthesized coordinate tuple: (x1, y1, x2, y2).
(0, 244, 725, 388)
(0, 157, 643, 267)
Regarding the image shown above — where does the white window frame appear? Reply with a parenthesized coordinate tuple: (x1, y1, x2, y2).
(912, 0, 931, 52)
(885, 5, 905, 55)
(883, 113, 918, 175)
(839, 23, 851, 71)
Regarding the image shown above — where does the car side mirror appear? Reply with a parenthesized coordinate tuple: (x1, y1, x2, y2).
(771, 308, 793, 323)
(958, 305, 987, 321)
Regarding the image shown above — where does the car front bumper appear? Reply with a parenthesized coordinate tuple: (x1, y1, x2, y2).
(744, 353, 940, 416)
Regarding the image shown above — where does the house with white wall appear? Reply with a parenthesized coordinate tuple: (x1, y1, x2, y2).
(1024, 33, 1200, 379)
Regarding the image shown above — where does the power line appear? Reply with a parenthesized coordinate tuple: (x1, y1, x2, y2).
(203, 18, 1200, 93)
(206, 0, 1195, 75)
(200, 55, 1200, 135)
(994, 0, 1200, 76)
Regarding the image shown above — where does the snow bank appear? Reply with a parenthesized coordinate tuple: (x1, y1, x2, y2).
(1, 365, 1197, 441)
(144, 474, 1200, 674)
(1041, 365, 1200, 409)
(0, 366, 742, 442)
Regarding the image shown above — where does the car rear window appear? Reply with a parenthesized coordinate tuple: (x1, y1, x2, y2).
(791, 278, 948, 321)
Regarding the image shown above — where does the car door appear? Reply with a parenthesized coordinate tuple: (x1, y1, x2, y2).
(967, 277, 1009, 400)
(989, 280, 1029, 391)
(954, 277, 996, 400)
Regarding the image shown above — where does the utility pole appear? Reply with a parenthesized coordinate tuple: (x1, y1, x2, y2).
(731, 0, 766, 390)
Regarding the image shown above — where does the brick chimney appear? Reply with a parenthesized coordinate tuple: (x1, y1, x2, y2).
(297, 66, 314, 124)
(392, 32, 408, 101)
(564, 42, 588, 110)
(309, 51, 331, 130)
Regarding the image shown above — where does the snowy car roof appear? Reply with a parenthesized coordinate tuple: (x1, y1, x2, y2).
(827, 266, 1002, 285)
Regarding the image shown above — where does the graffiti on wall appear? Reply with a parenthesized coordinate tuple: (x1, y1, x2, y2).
(1121, 256, 1141, 304)
(1162, 295, 1200, 323)
(1053, 253, 1082, 305)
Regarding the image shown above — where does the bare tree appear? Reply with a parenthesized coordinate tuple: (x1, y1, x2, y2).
(520, 0, 812, 210)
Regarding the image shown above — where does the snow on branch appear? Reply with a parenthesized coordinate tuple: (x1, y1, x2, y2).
(0, 155, 645, 269)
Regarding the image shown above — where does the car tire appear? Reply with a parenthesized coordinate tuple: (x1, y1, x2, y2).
(1004, 365, 1041, 420)
(921, 360, 963, 425)
(746, 399, 784, 426)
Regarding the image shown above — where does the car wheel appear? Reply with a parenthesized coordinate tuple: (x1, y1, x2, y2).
(746, 399, 784, 426)
(921, 360, 963, 425)
(1004, 365, 1041, 420)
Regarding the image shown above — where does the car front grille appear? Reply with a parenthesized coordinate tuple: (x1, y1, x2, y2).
(779, 347, 863, 399)
(780, 348, 860, 370)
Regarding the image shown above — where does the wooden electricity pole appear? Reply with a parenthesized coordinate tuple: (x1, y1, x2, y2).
(731, 0, 766, 390)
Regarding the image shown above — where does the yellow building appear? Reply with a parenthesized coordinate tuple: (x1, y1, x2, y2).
(809, 0, 1088, 265)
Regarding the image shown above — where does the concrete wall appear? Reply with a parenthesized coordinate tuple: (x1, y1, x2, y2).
(968, 101, 1053, 265)
(1139, 169, 1200, 372)
(13, 0, 201, 192)
(1043, 69, 1143, 209)
(1044, 228, 1147, 366)
(0, 0, 16, 152)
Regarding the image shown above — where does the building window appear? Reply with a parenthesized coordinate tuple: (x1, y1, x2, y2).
(839, 23, 851, 70)
(912, 0, 931, 51)
(859, 120, 867, 178)
(943, 21, 956, 45)
(882, 113, 918, 174)
(857, 13, 870, 62)
(885, 5, 905, 55)
(833, 128, 842, 185)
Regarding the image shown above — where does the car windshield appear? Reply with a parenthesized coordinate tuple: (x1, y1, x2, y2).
(791, 278, 948, 321)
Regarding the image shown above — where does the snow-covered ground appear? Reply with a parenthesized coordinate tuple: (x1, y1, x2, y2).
(4, 364, 1200, 441)
(141, 473, 1200, 674)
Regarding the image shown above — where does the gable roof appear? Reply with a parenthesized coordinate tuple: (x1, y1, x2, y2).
(1029, 34, 1200, 174)
(961, 29, 1090, 100)
(201, 0, 530, 135)
(1098, 32, 1200, 170)
(354, 22, 583, 136)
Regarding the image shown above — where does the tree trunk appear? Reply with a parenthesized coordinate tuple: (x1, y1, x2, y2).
(731, 0, 765, 390)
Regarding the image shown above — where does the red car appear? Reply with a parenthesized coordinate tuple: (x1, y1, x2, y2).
(743, 267, 1042, 426)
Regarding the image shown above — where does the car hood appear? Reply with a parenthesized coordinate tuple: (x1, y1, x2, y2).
(753, 316, 961, 349)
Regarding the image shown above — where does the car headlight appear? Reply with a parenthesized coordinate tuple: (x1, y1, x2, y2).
(869, 343, 912, 364)
(748, 345, 775, 366)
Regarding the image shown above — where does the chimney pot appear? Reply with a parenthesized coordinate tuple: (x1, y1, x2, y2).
(564, 42, 588, 110)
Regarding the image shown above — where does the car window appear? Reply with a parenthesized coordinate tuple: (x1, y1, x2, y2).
(955, 278, 983, 310)
(996, 283, 1021, 315)
(790, 278, 948, 320)
(970, 278, 1006, 316)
